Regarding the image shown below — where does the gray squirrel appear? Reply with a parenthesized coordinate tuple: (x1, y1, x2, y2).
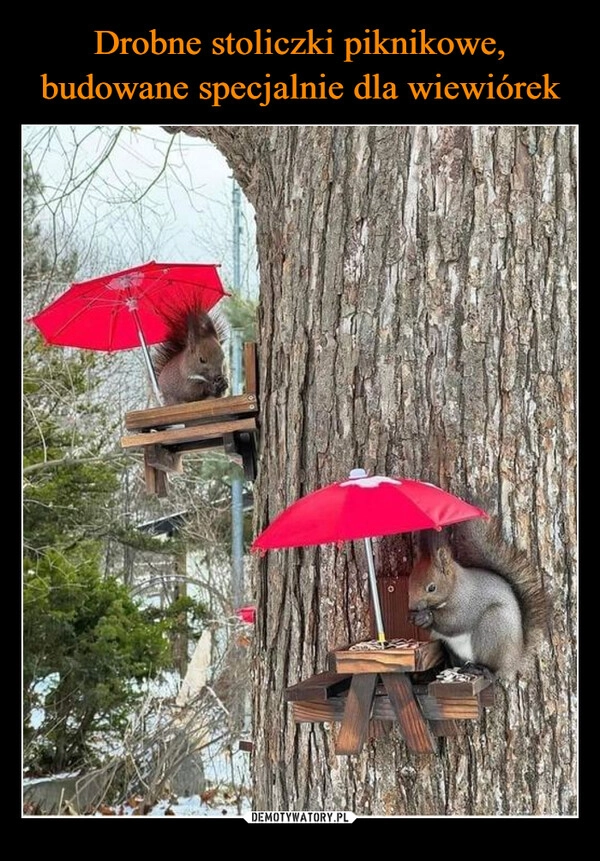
(408, 518, 548, 679)
(153, 306, 228, 406)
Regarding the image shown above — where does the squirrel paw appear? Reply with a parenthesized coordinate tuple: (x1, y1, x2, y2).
(212, 375, 228, 396)
(408, 608, 433, 629)
(457, 662, 495, 681)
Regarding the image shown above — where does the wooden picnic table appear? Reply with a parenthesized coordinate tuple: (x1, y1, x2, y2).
(285, 640, 494, 755)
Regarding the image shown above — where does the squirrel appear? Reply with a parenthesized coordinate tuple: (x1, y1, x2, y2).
(153, 306, 229, 406)
(408, 517, 548, 679)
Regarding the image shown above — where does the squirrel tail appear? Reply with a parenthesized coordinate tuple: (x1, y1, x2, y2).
(448, 517, 550, 653)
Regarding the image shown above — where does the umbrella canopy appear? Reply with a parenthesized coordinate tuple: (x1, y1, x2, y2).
(252, 468, 488, 645)
(28, 261, 227, 351)
(252, 471, 488, 551)
(27, 261, 229, 402)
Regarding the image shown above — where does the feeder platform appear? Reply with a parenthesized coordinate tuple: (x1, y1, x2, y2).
(121, 342, 258, 496)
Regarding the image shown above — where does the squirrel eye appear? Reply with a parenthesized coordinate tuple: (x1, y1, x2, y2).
(426, 583, 437, 593)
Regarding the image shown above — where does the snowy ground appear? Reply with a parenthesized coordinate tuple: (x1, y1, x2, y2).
(91, 786, 251, 817)
(23, 751, 252, 818)
(24, 795, 250, 818)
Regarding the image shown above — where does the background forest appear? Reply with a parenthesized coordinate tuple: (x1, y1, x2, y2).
(22, 126, 257, 814)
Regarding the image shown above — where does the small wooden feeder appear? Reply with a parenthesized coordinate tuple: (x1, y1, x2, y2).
(252, 472, 495, 755)
(284, 579, 495, 755)
(121, 342, 258, 496)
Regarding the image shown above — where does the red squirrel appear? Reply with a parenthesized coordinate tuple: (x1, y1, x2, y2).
(408, 518, 548, 679)
(153, 307, 228, 406)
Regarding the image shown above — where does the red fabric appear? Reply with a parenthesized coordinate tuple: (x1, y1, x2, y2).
(252, 475, 488, 550)
(28, 261, 228, 351)
(236, 606, 256, 624)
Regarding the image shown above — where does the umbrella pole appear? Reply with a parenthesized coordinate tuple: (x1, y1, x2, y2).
(130, 307, 163, 404)
(363, 537, 387, 646)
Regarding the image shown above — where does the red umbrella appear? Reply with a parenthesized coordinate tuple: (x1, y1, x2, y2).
(252, 468, 488, 645)
(27, 261, 229, 402)
(236, 606, 256, 625)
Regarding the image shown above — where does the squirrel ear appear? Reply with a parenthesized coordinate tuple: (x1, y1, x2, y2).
(212, 311, 229, 343)
(417, 527, 449, 560)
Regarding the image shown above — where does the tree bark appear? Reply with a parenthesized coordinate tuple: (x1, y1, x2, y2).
(165, 126, 577, 816)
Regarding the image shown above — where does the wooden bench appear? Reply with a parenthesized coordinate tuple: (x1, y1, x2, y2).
(121, 342, 258, 496)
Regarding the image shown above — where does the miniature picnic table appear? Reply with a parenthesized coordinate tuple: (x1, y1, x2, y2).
(286, 639, 494, 755)
(121, 343, 258, 496)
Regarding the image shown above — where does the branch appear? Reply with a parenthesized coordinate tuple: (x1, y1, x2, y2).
(23, 451, 129, 476)
(161, 126, 261, 200)
(130, 133, 176, 205)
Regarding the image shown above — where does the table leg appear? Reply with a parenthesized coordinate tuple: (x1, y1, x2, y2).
(335, 673, 378, 755)
(382, 674, 437, 753)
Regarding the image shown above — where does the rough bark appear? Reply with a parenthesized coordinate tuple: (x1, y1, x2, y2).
(165, 126, 577, 816)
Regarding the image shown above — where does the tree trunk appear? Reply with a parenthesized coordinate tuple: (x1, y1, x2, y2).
(165, 126, 577, 816)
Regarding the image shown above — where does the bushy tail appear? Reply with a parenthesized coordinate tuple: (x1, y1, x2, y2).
(447, 517, 550, 651)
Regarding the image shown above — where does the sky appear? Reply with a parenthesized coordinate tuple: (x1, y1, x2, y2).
(22, 124, 259, 299)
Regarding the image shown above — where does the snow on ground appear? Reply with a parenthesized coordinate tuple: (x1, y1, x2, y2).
(92, 788, 251, 817)
(147, 793, 250, 818)
(23, 743, 252, 817)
